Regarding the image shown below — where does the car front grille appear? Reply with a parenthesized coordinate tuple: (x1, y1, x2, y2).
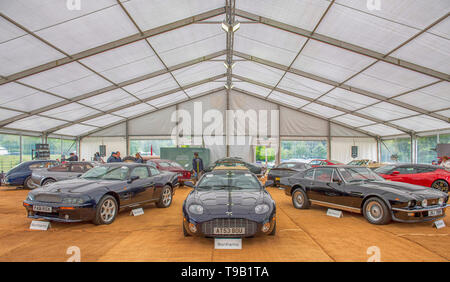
(35, 194, 62, 203)
(201, 218, 258, 237)
(427, 199, 439, 206)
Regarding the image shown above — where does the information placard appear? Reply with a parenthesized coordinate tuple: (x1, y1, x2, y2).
(327, 209, 343, 218)
(131, 208, 144, 216)
(30, 220, 51, 230)
(214, 238, 242, 249)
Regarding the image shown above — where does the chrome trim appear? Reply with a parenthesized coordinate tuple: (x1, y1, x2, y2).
(392, 204, 449, 212)
(310, 199, 362, 214)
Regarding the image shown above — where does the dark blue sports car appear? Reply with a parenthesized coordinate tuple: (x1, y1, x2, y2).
(23, 163, 178, 225)
(2, 160, 59, 189)
(182, 168, 276, 237)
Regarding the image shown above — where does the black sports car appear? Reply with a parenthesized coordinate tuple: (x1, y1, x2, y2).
(182, 169, 276, 237)
(267, 162, 310, 186)
(203, 157, 265, 176)
(278, 165, 449, 225)
(23, 163, 178, 225)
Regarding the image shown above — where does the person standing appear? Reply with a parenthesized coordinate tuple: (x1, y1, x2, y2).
(107, 152, 122, 163)
(135, 152, 144, 163)
(441, 156, 450, 169)
(67, 152, 78, 161)
(192, 152, 204, 181)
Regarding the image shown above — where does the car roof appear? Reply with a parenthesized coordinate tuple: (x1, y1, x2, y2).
(102, 163, 147, 167)
(315, 165, 363, 168)
(214, 165, 249, 171)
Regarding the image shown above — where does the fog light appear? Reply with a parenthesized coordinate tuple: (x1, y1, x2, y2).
(262, 222, 271, 233)
(407, 212, 415, 217)
(438, 198, 444, 206)
(189, 223, 197, 233)
(65, 214, 69, 220)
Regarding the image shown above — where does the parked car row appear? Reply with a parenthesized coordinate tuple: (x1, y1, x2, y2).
(0, 156, 447, 236)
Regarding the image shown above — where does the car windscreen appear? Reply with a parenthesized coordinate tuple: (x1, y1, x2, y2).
(374, 165, 396, 174)
(197, 171, 261, 190)
(338, 167, 384, 183)
(81, 166, 130, 181)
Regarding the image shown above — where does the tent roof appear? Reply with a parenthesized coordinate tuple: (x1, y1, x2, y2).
(0, 0, 449, 138)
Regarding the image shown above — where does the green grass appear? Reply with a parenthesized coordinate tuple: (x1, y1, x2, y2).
(0, 155, 20, 173)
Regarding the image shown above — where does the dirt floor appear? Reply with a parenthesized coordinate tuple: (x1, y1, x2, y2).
(0, 185, 448, 262)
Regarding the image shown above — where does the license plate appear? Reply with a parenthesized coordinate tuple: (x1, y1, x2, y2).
(33, 205, 52, 213)
(429, 209, 443, 217)
(213, 227, 245, 235)
(275, 177, 280, 181)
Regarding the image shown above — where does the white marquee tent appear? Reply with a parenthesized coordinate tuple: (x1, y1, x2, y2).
(0, 0, 449, 163)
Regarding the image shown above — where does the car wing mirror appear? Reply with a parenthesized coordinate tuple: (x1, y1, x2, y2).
(184, 181, 195, 188)
(127, 175, 139, 183)
(264, 180, 274, 188)
(77, 174, 82, 178)
(391, 171, 400, 176)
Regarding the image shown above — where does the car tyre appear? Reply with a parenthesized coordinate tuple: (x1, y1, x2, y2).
(23, 176, 35, 189)
(431, 180, 449, 193)
(292, 188, 310, 209)
(363, 197, 391, 225)
(156, 185, 172, 208)
(269, 221, 276, 236)
(183, 221, 191, 237)
(42, 178, 56, 186)
(93, 195, 118, 225)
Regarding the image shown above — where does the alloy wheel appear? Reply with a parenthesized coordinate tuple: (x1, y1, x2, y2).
(100, 199, 116, 223)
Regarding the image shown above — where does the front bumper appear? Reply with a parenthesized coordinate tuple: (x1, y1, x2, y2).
(23, 201, 96, 223)
(391, 204, 449, 223)
(183, 216, 276, 238)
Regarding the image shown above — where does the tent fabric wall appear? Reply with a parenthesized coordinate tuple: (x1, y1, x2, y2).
(79, 90, 381, 164)
(128, 106, 176, 136)
(279, 106, 328, 136)
(90, 122, 126, 137)
(330, 123, 370, 137)
(330, 137, 378, 164)
(80, 136, 126, 161)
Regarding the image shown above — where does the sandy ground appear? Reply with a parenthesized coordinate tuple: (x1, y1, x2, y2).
(0, 185, 448, 262)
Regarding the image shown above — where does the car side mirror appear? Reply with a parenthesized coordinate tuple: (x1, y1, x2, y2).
(391, 171, 400, 176)
(77, 174, 82, 178)
(184, 181, 195, 188)
(127, 175, 139, 183)
(264, 180, 274, 188)
(332, 179, 342, 185)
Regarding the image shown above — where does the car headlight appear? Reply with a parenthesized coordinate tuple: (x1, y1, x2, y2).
(255, 204, 270, 214)
(188, 205, 204, 215)
(438, 198, 444, 206)
(407, 200, 416, 208)
(26, 194, 34, 201)
(62, 198, 85, 205)
(421, 199, 427, 207)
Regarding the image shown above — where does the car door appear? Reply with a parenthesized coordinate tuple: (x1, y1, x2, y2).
(47, 163, 71, 180)
(127, 166, 155, 205)
(389, 166, 417, 185)
(68, 163, 84, 179)
(309, 167, 334, 202)
(149, 166, 166, 200)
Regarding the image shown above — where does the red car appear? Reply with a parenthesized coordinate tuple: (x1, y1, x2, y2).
(308, 159, 344, 167)
(146, 159, 191, 186)
(375, 164, 450, 193)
